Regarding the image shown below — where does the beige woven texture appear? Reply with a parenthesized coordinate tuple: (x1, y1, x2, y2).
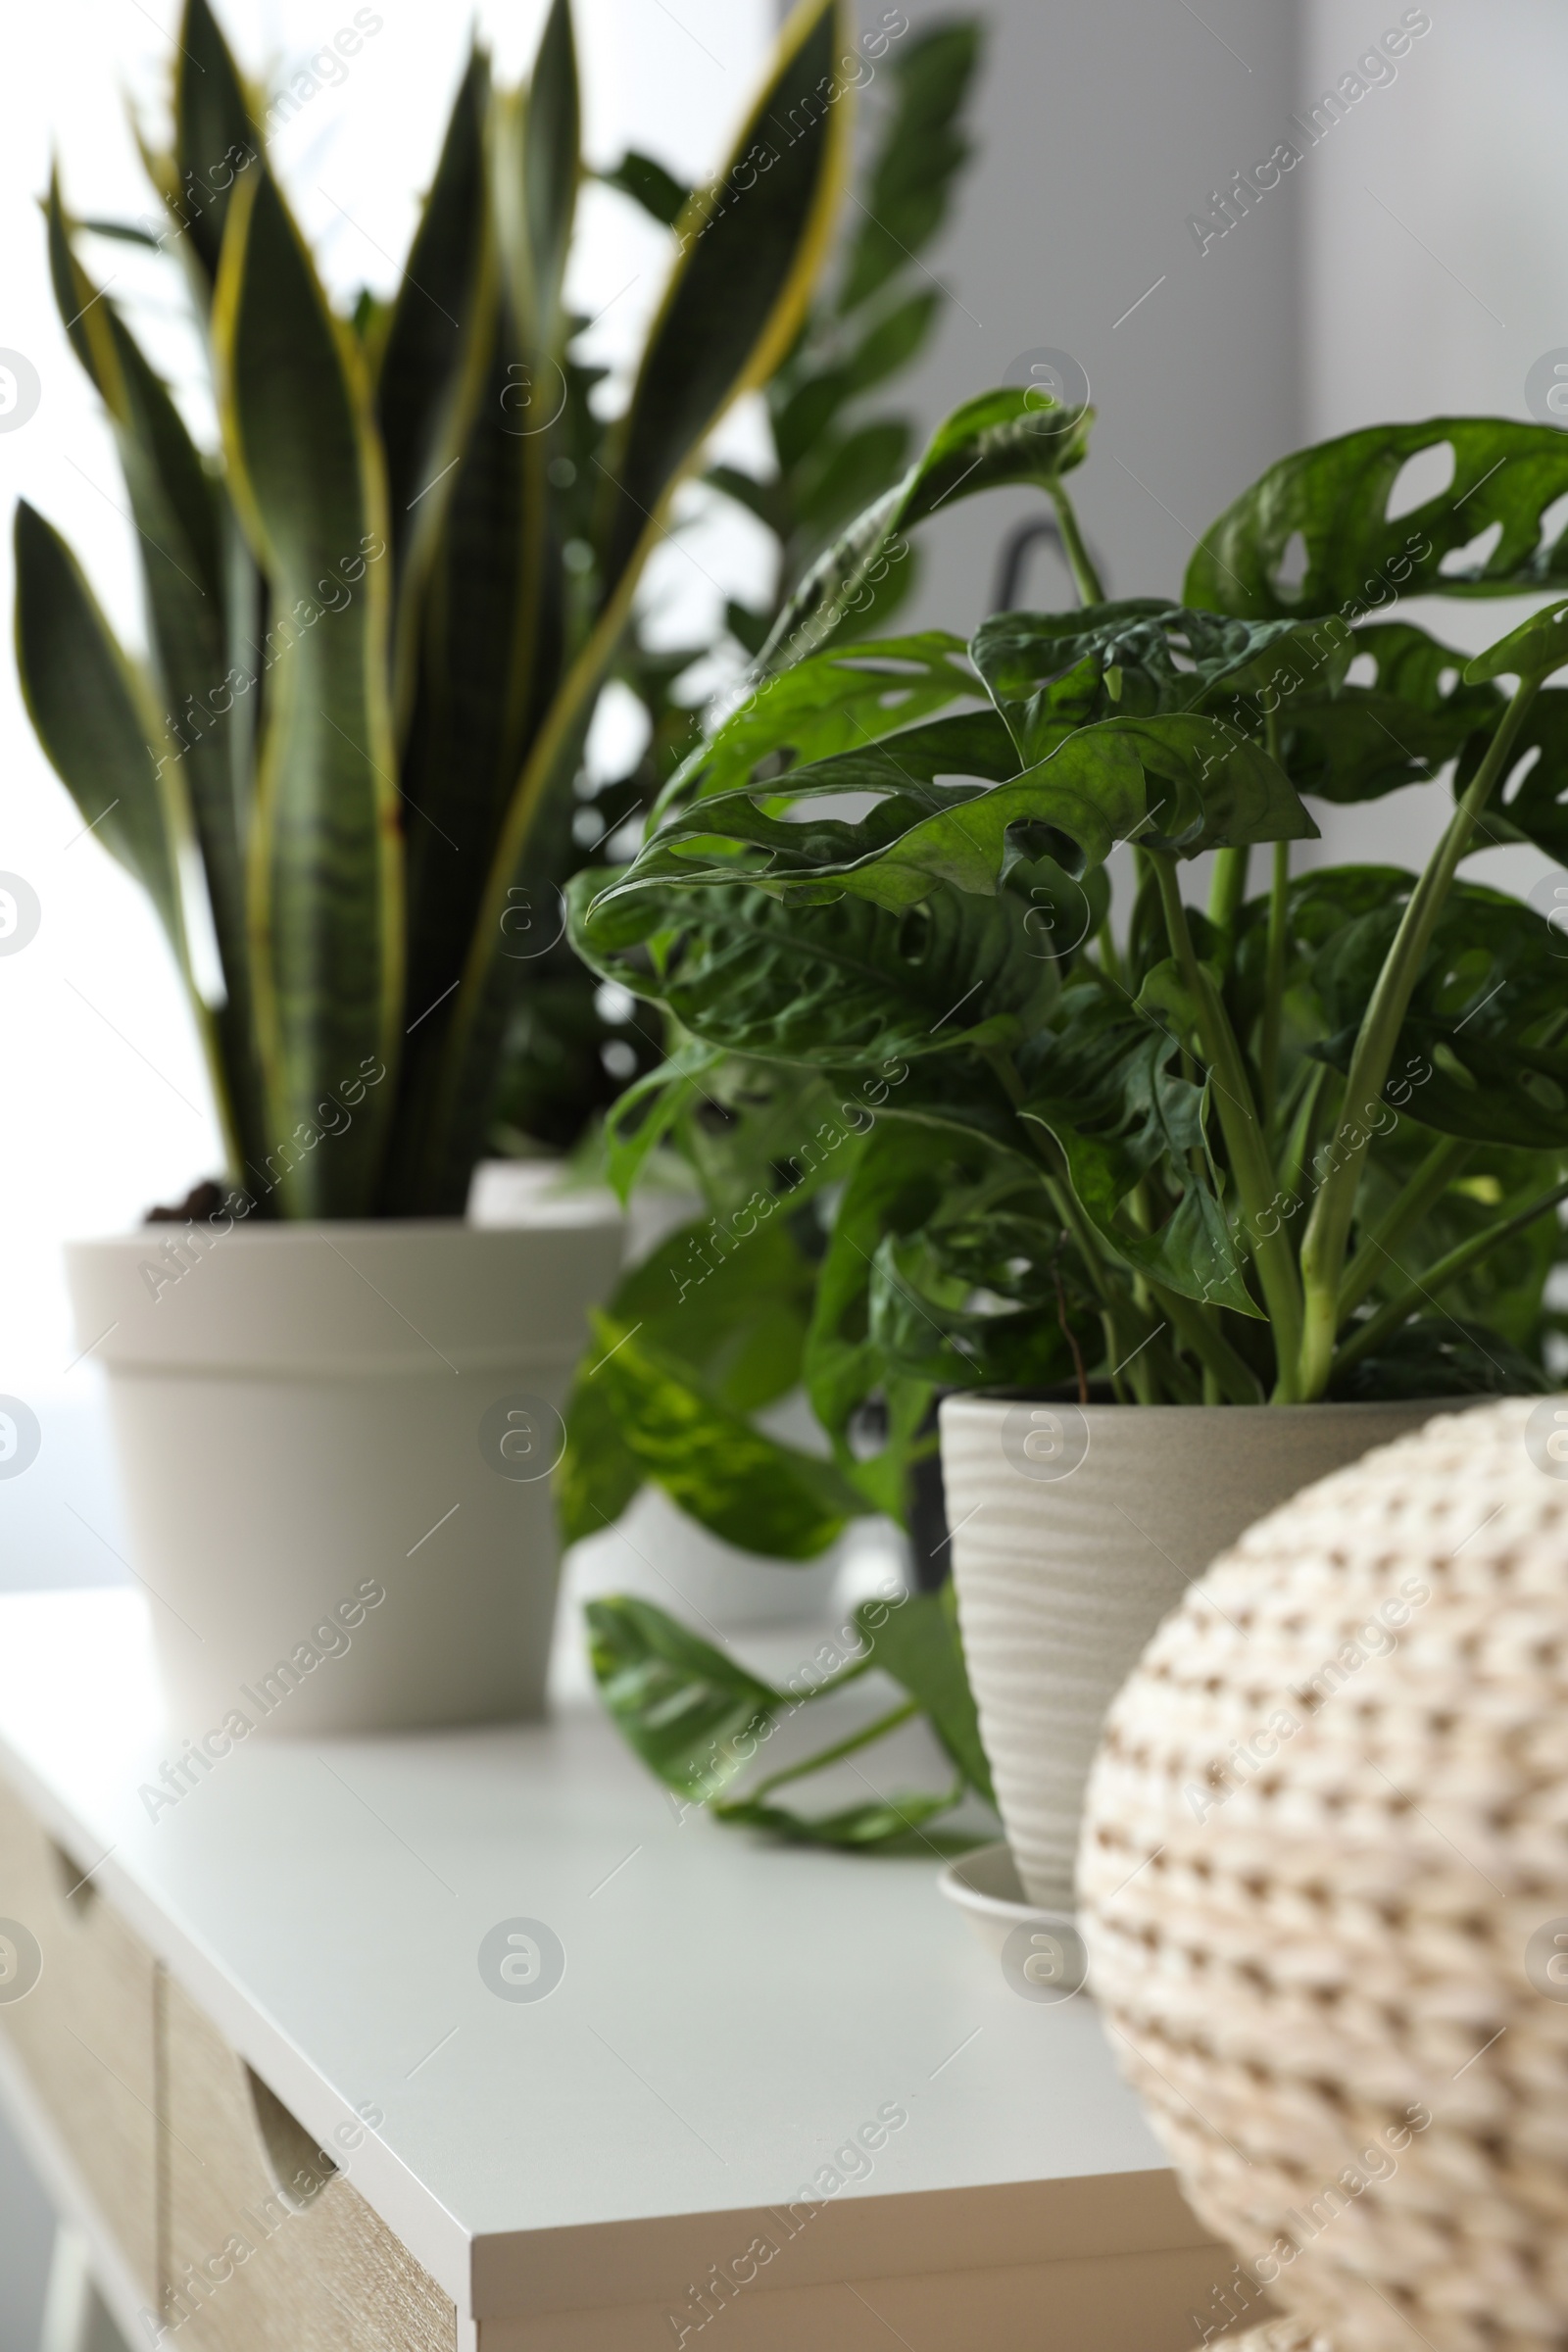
(1077, 1396, 1568, 2352)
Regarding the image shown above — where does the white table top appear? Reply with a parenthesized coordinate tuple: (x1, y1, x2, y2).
(0, 1588, 1180, 2326)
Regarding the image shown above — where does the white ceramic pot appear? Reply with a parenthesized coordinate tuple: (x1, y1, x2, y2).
(66, 1205, 621, 1737)
(940, 1397, 1443, 1907)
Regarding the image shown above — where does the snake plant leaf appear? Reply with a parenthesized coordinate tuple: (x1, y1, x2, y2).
(837, 19, 982, 314)
(374, 45, 494, 699)
(659, 635, 984, 813)
(420, 0, 852, 1209)
(172, 0, 263, 290)
(384, 312, 561, 1214)
(77, 218, 165, 249)
(1186, 418, 1568, 619)
(1463, 598, 1568, 685)
(1310, 884, 1568, 1151)
(597, 151, 690, 228)
(214, 169, 399, 1214)
(581, 1310, 863, 1557)
(595, 0, 850, 598)
(514, 0, 579, 348)
(13, 501, 184, 952)
(45, 179, 221, 603)
(570, 870, 1061, 1067)
(45, 181, 270, 1156)
(762, 388, 1095, 671)
(585, 1595, 785, 1803)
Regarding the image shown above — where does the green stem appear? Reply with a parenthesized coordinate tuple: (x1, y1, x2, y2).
(1150, 853, 1303, 1396)
(1282, 1058, 1334, 1204)
(1207, 845, 1250, 932)
(1148, 1281, 1265, 1404)
(1296, 671, 1543, 1399)
(1260, 838, 1291, 1127)
(1332, 1172, 1568, 1379)
(1049, 482, 1104, 606)
(740, 1698, 919, 1803)
(1337, 1136, 1473, 1325)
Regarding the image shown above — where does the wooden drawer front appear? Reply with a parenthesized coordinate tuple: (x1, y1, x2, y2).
(164, 1978, 455, 2352)
(0, 1776, 158, 2294)
(477, 2246, 1232, 2352)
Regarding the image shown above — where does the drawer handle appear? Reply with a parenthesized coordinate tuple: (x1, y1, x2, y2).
(244, 2068, 339, 2210)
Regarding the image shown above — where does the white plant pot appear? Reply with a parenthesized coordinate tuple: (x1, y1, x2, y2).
(66, 1206, 621, 1738)
(939, 1397, 1445, 1908)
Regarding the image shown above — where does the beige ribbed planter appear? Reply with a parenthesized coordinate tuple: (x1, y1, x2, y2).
(939, 1397, 1440, 1907)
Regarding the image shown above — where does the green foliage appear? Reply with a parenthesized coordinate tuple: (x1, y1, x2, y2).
(16, 0, 850, 1213)
(710, 18, 985, 655)
(574, 396, 1568, 1411)
(1186, 418, 1568, 616)
(585, 1584, 994, 1847)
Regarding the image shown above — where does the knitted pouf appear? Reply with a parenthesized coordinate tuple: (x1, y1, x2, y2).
(1077, 1396, 1568, 2352)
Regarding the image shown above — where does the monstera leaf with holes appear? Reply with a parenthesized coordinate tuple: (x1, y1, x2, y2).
(567, 393, 1568, 1445)
(14, 0, 855, 1214)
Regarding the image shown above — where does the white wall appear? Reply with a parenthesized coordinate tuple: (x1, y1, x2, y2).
(885, 0, 1306, 618)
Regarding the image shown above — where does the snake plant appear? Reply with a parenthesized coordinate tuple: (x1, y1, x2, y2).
(15, 0, 849, 1215)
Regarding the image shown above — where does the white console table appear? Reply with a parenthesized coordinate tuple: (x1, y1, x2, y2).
(0, 1589, 1221, 2350)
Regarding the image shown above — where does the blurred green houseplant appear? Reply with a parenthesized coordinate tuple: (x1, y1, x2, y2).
(15, 0, 849, 1213)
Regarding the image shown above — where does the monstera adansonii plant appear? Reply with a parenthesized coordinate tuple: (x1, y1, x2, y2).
(573, 401, 1568, 1446)
(14, 0, 853, 1212)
